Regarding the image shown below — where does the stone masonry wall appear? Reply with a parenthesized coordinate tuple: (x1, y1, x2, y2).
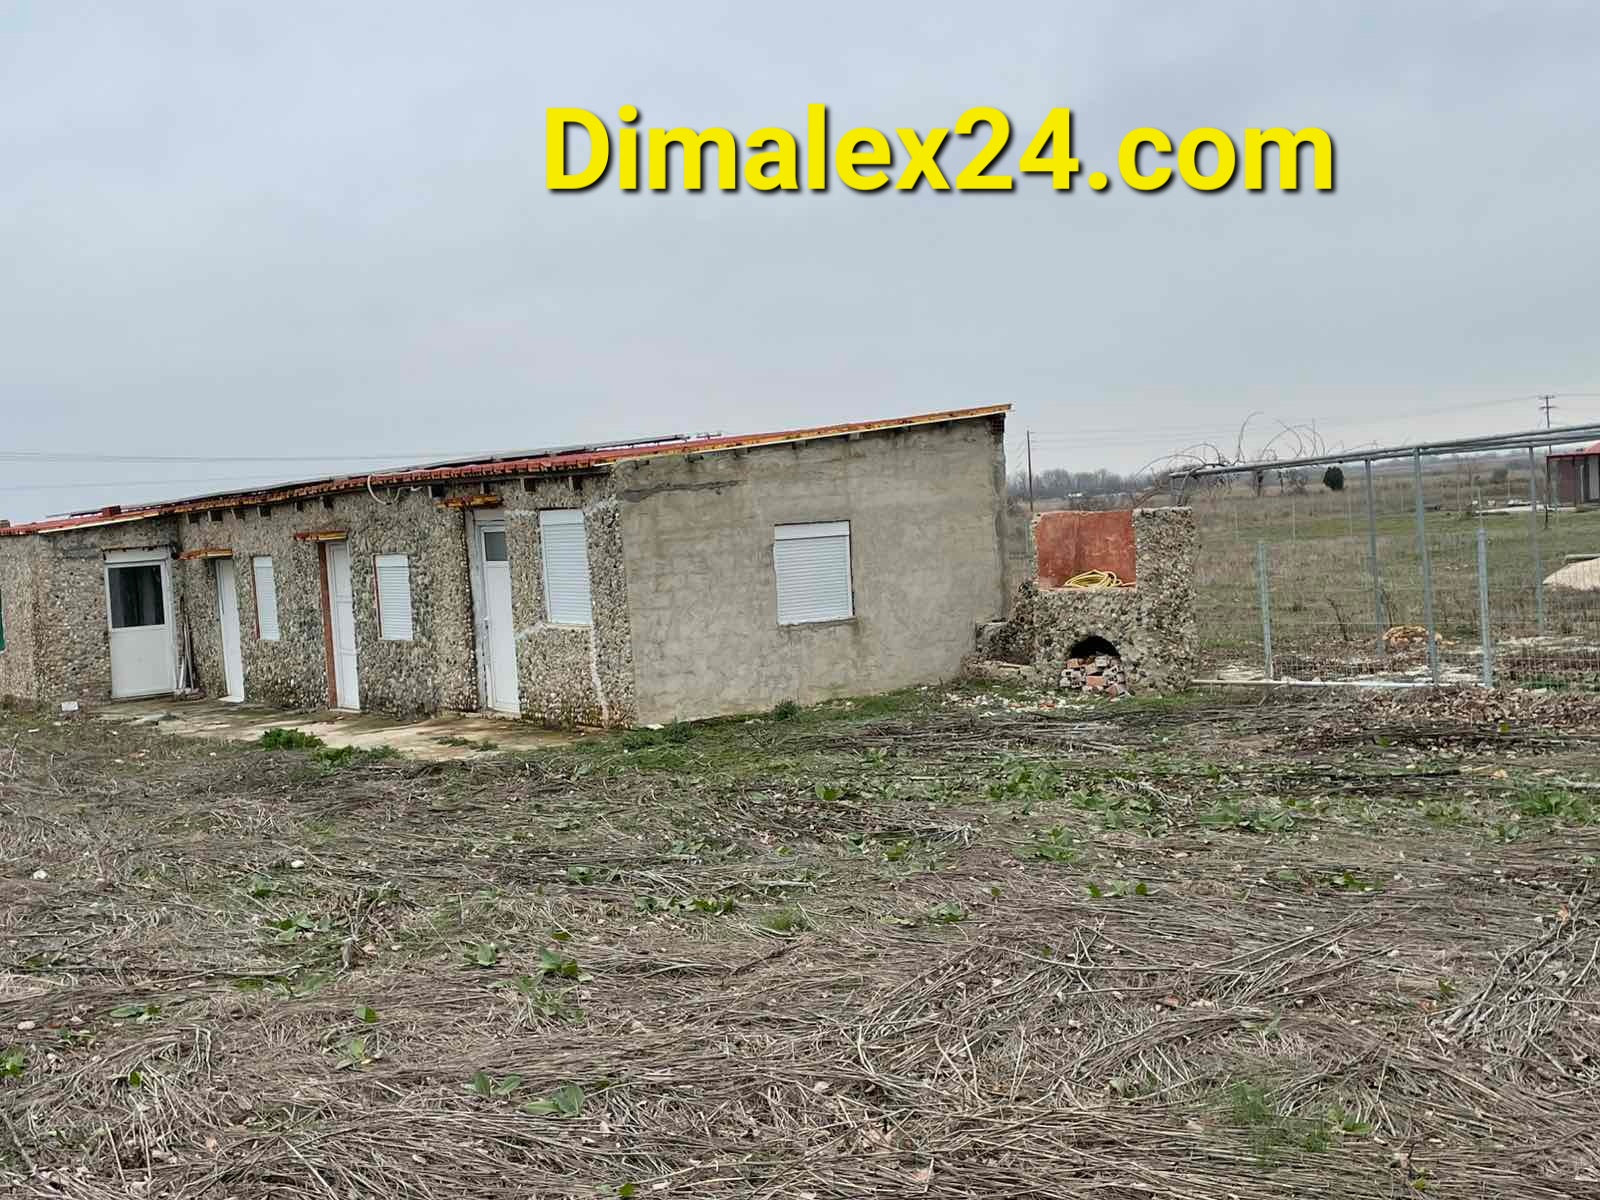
(1030, 507, 1197, 693)
(174, 489, 477, 716)
(1, 476, 635, 727)
(497, 476, 634, 727)
(175, 479, 632, 724)
(0, 518, 184, 705)
(975, 506, 1196, 694)
(0, 537, 40, 702)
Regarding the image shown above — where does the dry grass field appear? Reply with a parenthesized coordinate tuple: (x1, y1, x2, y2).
(4, 683, 1600, 1198)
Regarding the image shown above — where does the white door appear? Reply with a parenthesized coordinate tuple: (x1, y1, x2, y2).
(106, 551, 177, 699)
(215, 558, 245, 701)
(325, 540, 361, 710)
(473, 520, 520, 714)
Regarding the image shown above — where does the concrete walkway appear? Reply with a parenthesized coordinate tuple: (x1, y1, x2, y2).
(95, 697, 578, 761)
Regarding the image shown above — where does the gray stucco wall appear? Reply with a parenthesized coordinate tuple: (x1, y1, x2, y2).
(616, 416, 1008, 724)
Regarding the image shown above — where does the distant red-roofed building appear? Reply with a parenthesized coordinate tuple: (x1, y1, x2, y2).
(1548, 441, 1600, 507)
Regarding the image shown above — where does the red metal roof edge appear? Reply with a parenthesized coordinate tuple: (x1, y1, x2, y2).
(1547, 440, 1600, 458)
(0, 404, 1009, 537)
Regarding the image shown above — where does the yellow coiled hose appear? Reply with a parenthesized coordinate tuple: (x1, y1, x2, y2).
(1063, 570, 1133, 589)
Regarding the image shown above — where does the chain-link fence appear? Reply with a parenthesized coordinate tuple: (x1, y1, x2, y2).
(1187, 450, 1600, 689)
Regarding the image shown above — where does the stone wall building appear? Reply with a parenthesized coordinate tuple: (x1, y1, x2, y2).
(973, 506, 1198, 695)
(0, 406, 1008, 727)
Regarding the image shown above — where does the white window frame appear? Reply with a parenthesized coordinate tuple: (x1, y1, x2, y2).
(539, 509, 593, 627)
(251, 555, 281, 641)
(773, 521, 854, 625)
(374, 554, 415, 641)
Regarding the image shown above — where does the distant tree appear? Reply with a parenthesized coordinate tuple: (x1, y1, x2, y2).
(1490, 466, 1509, 484)
(1323, 465, 1346, 492)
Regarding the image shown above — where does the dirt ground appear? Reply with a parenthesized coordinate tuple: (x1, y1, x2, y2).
(92, 698, 577, 763)
(3, 684, 1599, 1198)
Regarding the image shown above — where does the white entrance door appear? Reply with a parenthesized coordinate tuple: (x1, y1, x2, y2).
(106, 550, 177, 699)
(325, 540, 361, 710)
(473, 519, 520, 714)
(215, 558, 245, 701)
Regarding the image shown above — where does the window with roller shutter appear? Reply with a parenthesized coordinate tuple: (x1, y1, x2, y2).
(539, 510, 593, 626)
(251, 556, 280, 641)
(773, 522, 853, 625)
(375, 554, 414, 640)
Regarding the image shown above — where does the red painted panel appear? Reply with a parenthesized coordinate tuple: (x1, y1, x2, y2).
(1033, 510, 1137, 587)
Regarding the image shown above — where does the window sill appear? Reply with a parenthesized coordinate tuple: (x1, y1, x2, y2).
(778, 616, 857, 630)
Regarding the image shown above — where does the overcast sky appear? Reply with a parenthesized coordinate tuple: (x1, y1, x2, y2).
(3, 1, 1599, 520)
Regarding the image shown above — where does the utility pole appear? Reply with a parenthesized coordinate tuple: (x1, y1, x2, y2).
(1026, 429, 1035, 515)
(1537, 394, 1556, 429)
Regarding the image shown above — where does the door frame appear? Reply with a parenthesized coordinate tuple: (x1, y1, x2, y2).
(465, 512, 492, 712)
(466, 511, 519, 715)
(319, 538, 360, 710)
(104, 547, 178, 699)
(214, 556, 245, 701)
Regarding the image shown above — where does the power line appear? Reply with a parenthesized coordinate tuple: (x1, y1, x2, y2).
(0, 473, 291, 493)
(0, 448, 477, 466)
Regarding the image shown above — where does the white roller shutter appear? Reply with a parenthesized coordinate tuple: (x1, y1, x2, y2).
(375, 554, 414, 640)
(539, 510, 593, 626)
(251, 556, 280, 641)
(774, 521, 853, 624)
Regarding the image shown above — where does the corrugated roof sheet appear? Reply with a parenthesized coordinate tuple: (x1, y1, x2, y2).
(0, 404, 1009, 537)
(1549, 440, 1600, 458)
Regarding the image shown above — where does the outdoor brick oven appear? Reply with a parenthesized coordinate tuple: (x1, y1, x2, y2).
(973, 507, 1197, 695)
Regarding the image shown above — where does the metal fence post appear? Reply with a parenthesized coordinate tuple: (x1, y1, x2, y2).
(1364, 459, 1384, 655)
(1256, 539, 1274, 681)
(1413, 450, 1440, 684)
(1477, 524, 1494, 688)
(1528, 445, 1545, 635)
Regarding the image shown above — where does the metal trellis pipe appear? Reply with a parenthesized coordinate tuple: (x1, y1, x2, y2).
(1528, 445, 1545, 636)
(1413, 450, 1440, 684)
(1256, 539, 1274, 681)
(1364, 459, 1384, 656)
(1477, 524, 1493, 688)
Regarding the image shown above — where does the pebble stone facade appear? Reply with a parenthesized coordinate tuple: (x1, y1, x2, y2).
(0, 479, 635, 725)
(974, 507, 1198, 694)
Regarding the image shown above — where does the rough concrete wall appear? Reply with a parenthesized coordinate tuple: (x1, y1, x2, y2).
(498, 477, 633, 727)
(1027, 507, 1197, 693)
(174, 490, 478, 716)
(618, 417, 1008, 724)
(0, 519, 183, 705)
